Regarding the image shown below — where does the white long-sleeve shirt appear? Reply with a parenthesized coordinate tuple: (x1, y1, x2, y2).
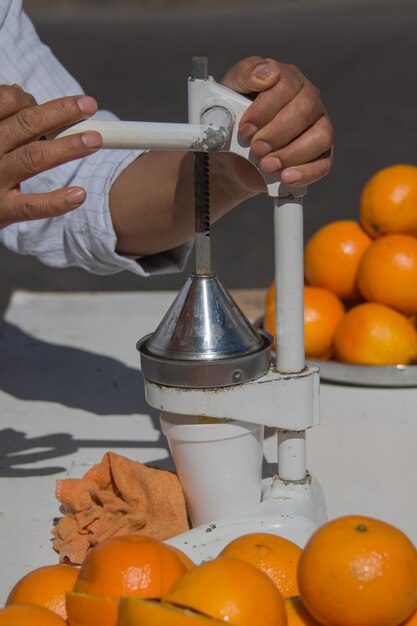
(0, 0, 191, 275)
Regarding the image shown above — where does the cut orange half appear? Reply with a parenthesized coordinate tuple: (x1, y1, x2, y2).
(118, 597, 226, 626)
(66, 592, 119, 626)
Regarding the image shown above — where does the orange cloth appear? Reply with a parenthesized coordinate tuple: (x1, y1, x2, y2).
(52, 452, 189, 565)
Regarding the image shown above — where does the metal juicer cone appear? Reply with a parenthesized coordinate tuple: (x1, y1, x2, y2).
(138, 273, 272, 388)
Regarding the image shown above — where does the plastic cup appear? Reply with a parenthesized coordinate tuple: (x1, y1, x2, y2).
(160, 412, 264, 527)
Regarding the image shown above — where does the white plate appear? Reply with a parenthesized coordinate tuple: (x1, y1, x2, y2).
(307, 359, 417, 388)
(254, 318, 417, 388)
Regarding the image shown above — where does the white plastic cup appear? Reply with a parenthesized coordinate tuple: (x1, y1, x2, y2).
(160, 412, 264, 527)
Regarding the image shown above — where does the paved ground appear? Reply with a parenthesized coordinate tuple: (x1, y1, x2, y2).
(1, 0, 416, 313)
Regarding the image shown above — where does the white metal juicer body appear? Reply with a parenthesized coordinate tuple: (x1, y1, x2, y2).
(59, 63, 326, 559)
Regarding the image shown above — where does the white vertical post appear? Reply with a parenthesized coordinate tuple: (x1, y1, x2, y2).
(277, 431, 307, 481)
(273, 197, 305, 373)
(274, 196, 307, 481)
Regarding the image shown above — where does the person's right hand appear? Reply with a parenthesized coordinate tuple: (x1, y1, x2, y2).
(0, 84, 102, 229)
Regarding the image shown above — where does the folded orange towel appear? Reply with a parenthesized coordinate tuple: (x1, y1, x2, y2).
(52, 452, 189, 565)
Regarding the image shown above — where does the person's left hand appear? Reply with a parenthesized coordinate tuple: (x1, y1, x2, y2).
(219, 56, 334, 191)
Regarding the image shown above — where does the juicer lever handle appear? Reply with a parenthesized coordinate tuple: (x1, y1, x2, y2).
(56, 75, 305, 199)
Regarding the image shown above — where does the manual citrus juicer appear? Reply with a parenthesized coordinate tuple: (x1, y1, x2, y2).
(61, 57, 326, 561)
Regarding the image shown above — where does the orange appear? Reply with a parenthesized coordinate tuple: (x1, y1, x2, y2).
(285, 597, 321, 625)
(118, 597, 226, 626)
(74, 535, 188, 597)
(5, 563, 78, 620)
(67, 535, 189, 626)
(359, 164, 417, 238)
(302, 286, 345, 359)
(0, 604, 67, 625)
(265, 280, 276, 313)
(264, 282, 277, 346)
(164, 557, 287, 626)
(357, 234, 417, 314)
(333, 302, 417, 365)
(402, 609, 417, 625)
(66, 592, 119, 626)
(264, 284, 345, 359)
(218, 532, 302, 597)
(166, 545, 196, 570)
(297, 515, 417, 626)
(304, 220, 372, 301)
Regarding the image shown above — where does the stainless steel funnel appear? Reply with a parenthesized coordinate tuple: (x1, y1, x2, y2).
(138, 272, 272, 388)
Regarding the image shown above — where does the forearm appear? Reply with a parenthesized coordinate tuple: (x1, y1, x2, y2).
(109, 150, 260, 257)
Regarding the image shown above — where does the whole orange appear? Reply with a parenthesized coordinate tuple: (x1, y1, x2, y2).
(360, 164, 417, 238)
(264, 282, 277, 347)
(304, 220, 372, 301)
(164, 557, 287, 626)
(265, 281, 276, 312)
(67, 535, 189, 626)
(303, 286, 345, 359)
(285, 597, 321, 625)
(333, 302, 417, 365)
(357, 234, 417, 314)
(5, 563, 78, 620)
(118, 597, 226, 626)
(402, 609, 417, 625)
(264, 284, 345, 359)
(218, 532, 302, 597)
(166, 544, 196, 570)
(0, 604, 67, 625)
(297, 515, 417, 626)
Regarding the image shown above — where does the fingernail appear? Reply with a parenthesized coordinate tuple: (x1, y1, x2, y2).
(282, 169, 302, 183)
(240, 123, 258, 139)
(81, 132, 102, 148)
(254, 62, 277, 80)
(260, 156, 283, 173)
(251, 140, 273, 158)
(77, 96, 98, 115)
(67, 188, 86, 205)
(11, 83, 23, 90)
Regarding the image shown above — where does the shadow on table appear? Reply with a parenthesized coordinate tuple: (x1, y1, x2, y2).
(0, 322, 174, 476)
(0, 323, 274, 478)
(0, 322, 154, 416)
(0, 428, 173, 477)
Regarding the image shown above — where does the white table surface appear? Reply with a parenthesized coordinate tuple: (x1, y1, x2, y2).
(0, 290, 416, 604)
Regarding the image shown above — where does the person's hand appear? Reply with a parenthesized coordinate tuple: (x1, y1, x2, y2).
(219, 56, 334, 191)
(0, 85, 102, 229)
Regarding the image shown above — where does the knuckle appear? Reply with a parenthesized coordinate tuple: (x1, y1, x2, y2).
(1, 85, 36, 110)
(20, 143, 45, 174)
(14, 106, 38, 136)
(316, 126, 332, 151)
(319, 159, 332, 178)
(277, 75, 297, 103)
(286, 63, 301, 76)
(318, 116, 335, 147)
(17, 194, 63, 221)
(18, 196, 41, 221)
(54, 97, 78, 119)
(0, 85, 21, 110)
(294, 95, 313, 120)
(315, 154, 333, 179)
(302, 83, 324, 112)
(282, 64, 304, 85)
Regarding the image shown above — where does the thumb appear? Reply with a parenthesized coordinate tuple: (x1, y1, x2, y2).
(221, 56, 280, 94)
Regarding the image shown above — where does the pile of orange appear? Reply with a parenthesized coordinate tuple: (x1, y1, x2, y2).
(3, 516, 417, 626)
(265, 163, 417, 365)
